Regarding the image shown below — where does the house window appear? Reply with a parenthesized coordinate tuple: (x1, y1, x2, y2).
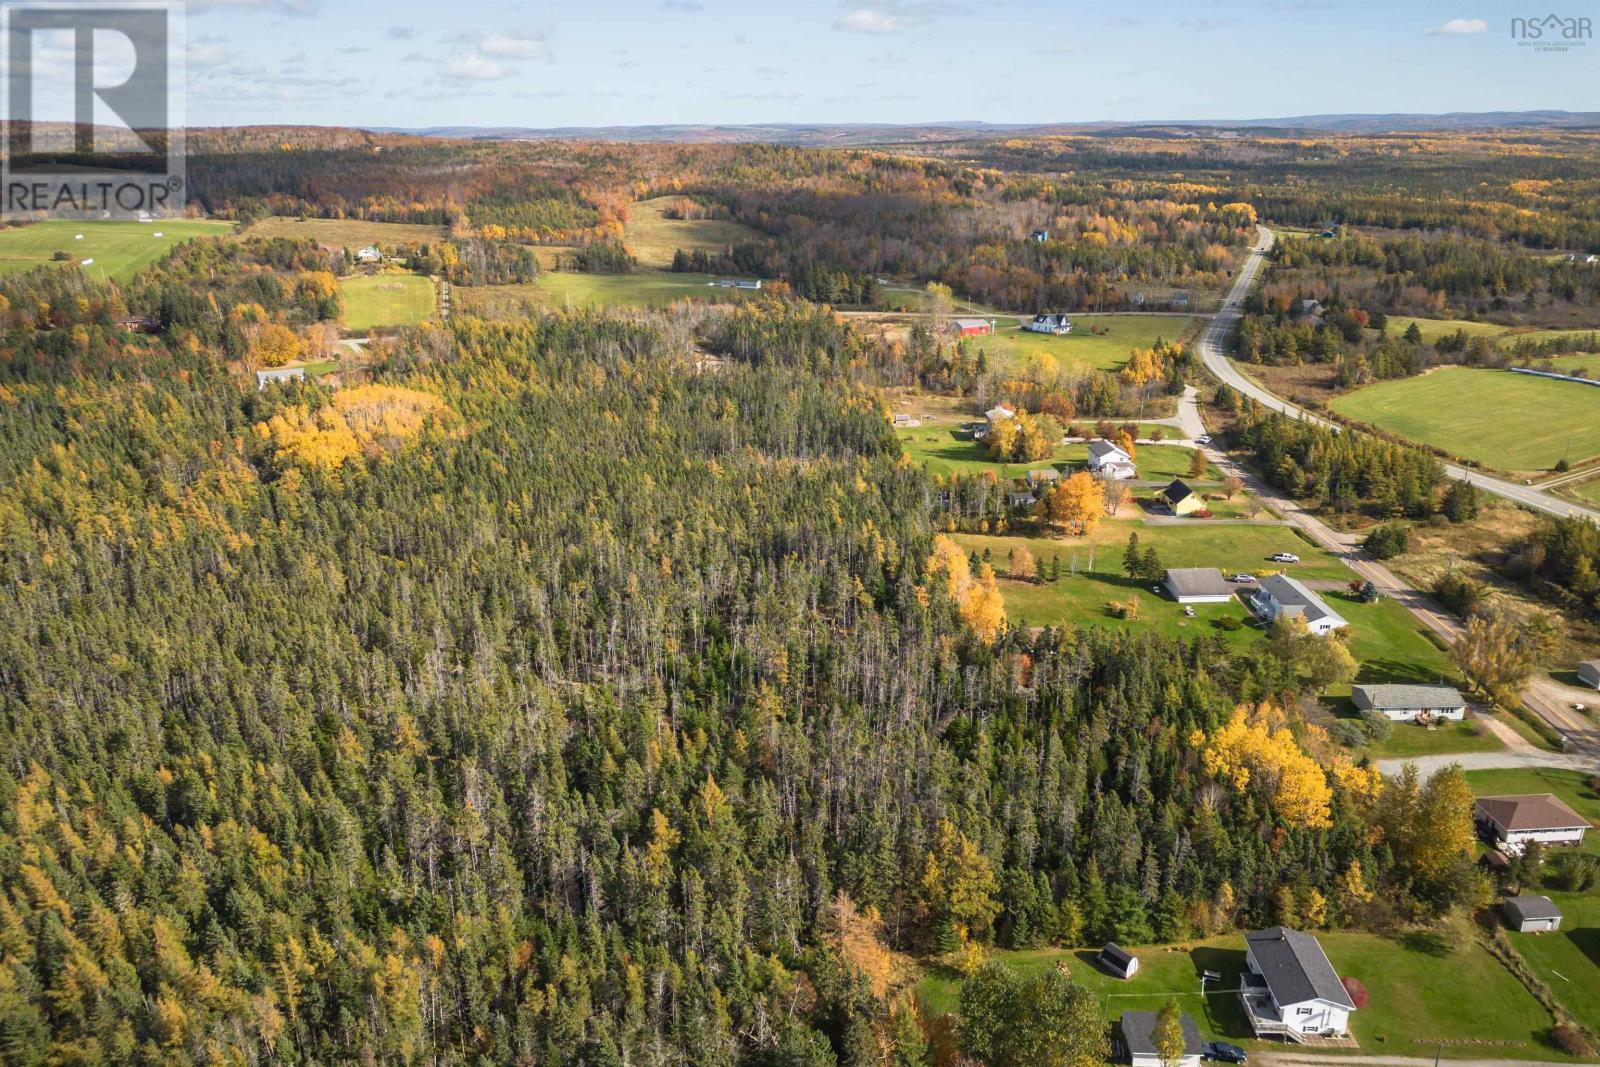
(1297, 1007, 1312, 1016)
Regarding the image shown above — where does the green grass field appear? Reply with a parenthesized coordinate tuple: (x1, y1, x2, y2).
(1381, 315, 1508, 345)
(1509, 891, 1600, 1034)
(0, 219, 236, 282)
(917, 930, 1562, 1059)
(339, 274, 436, 331)
(1329, 367, 1600, 473)
(242, 216, 446, 249)
(458, 271, 758, 314)
(897, 429, 1214, 482)
(624, 197, 764, 269)
(970, 315, 1197, 374)
(1562, 478, 1600, 506)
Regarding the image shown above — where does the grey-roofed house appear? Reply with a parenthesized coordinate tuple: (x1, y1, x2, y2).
(1165, 568, 1234, 605)
(1117, 1010, 1202, 1067)
(1503, 895, 1563, 933)
(1239, 927, 1356, 1039)
(1350, 683, 1468, 722)
(1097, 942, 1139, 979)
(1475, 794, 1590, 854)
(256, 366, 306, 390)
(1250, 574, 1347, 636)
(1578, 660, 1600, 689)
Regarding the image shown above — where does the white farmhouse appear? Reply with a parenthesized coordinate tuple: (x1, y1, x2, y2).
(1475, 794, 1589, 854)
(1026, 313, 1073, 335)
(1249, 574, 1347, 636)
(1239, 927, 1356, 1039)
(1086, 438, 1136, 480)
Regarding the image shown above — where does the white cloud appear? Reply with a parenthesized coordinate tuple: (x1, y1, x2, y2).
(833, 2, 955, 34)
(836, 8, 906, 32)
(1429, 17, 1488, 34)
(441, 53, 508, 80)
(479, 33, 550, 60)
(187, 42, 231, 66)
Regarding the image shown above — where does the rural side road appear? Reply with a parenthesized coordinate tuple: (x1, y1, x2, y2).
(1200, 226, 1600, 524)
(1199, 229, 1600, 763)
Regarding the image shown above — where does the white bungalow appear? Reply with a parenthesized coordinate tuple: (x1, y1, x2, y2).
(1239, 927, 1356, 1040)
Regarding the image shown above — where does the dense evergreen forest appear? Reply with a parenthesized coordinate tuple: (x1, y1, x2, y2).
(0, 217, 1487, 1063)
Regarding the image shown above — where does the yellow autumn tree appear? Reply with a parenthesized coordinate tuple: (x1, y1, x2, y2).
(1194, 703, 1332, 830)
(921, 819, 1001, 941)
(925, 536, 1006, 643)
(252, 323, 304, 368)
(1035, 471, 1103, 536)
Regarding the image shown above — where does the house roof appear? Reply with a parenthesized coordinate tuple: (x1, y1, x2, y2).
(1087, 438, 1130, 461)
(1475, 794, 1589, 832)
(1165, 568, 1232, 599)
(1245, 927, 1355, 1009)
(1026, 468, 1061, 484)
(1119, 1011, 1202, 1058)
(1032, 313, 1071, 325)
(986, 405, 1014, 421)
(1099, 942, 1136, 969)
(1579, 659, 1600, 673)
(1350, 684, 1467, 711)
(951, 317, 991, 330)
(1161, 478, 1196, 504)
(1254, 574, 1346, 629)
(1503, 895, 1563, 922)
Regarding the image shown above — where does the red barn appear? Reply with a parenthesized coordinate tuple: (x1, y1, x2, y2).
(950, 317, 994, 337)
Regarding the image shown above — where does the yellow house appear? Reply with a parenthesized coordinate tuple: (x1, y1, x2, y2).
(1160, 478, 1205, 517)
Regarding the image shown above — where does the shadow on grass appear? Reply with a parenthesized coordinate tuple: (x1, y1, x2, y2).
(1188, 947, 1253, 1040)
(1400, 929, 1453, 957)
(1570, 926, 1600, 972)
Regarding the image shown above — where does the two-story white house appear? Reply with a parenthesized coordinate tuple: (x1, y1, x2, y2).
(1238, 927, 1356, 1040)
(1086, 438, 1137, 480)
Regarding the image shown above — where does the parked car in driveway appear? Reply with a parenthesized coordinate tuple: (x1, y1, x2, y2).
(1229, 573, 1255, 583)
(1269, 552, 1300, 564)
(1195, 434, 1212, 445)
(1204, 1042, 1247, 1064)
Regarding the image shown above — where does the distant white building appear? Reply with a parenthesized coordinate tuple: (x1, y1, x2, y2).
(1351, 684, 1467, 722)
(1026, 313, 1073, 335)
(1503, 895, 1563, 934)
(984, 405, 1014, 427)
(355, 245, 382, 264)
(1239, 927, 1356, 1039)
(716, 278, 762, 290)
(1250, 574, 1347, 636)
(1086, 439, 1136, 480)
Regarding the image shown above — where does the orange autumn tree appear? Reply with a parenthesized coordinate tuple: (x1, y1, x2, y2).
(925, 535, 1006, 643)
(1193, 703, 1332, 830)
(1034, 471, 1103, 536)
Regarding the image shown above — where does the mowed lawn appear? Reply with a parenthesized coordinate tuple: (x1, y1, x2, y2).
(972, 315, 1197, 374)
(340, 274, 435, 331)
(242, 216, 446, 248)
(0, 219, 235, 282)
(458, 271, 758, 314)
(917, 931, 1560, 1059)
(897, 428, 1214, 482)
(624, 197, 763, 268)
(1330, 367, 1600, 472)
(1509, 891, 1600, 1035)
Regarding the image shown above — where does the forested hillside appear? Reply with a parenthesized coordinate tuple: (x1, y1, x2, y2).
(0, 233, 1484, 1064)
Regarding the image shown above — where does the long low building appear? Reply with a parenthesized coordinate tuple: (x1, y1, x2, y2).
(1475, 794, 1590, 854)
(1164, 568, 1235, 604)
(1249, 573, 1347, 636)
(1351, 683, 1468, 722)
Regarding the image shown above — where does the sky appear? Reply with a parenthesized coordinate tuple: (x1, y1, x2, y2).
(157, 1, 1599, 128)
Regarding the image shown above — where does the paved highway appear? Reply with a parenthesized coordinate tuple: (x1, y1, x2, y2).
(1198, 227, 1599, 760)
(1200, 226, 1600, 523)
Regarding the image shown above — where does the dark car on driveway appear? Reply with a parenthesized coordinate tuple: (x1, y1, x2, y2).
(1204, 1042, 1247, 1064)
